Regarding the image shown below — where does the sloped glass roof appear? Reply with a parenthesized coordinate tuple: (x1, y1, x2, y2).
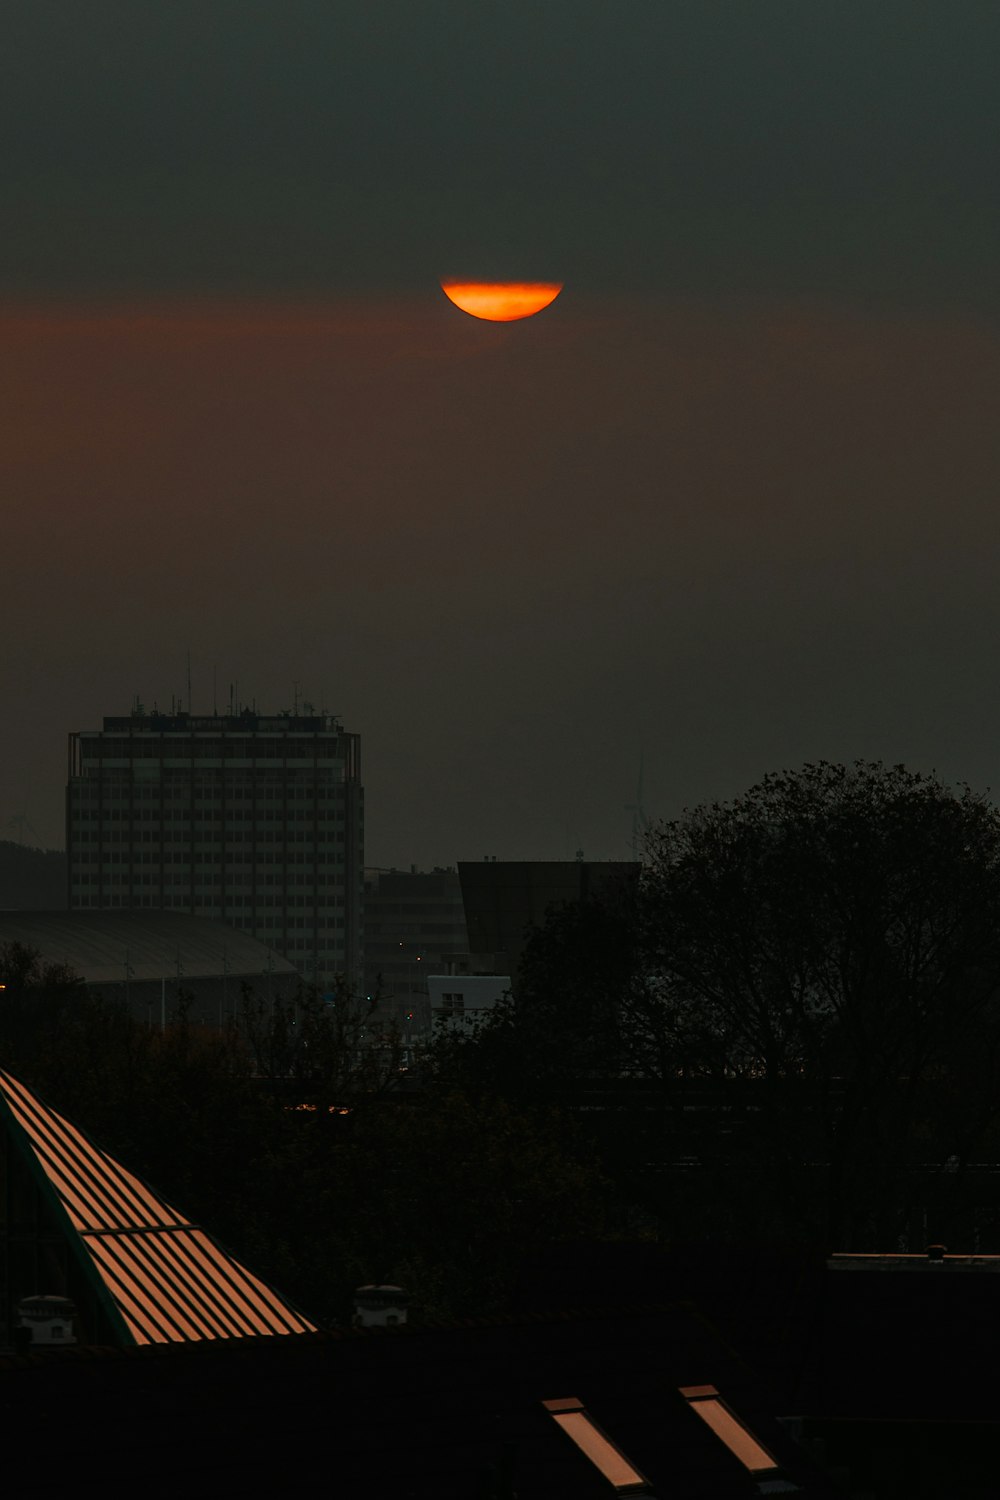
(0, 1068, 316, 1345)
(543, 1397, 650, 1493)
(679, 1385, 778, 1474)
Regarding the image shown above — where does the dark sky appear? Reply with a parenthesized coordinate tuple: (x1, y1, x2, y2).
(3, 2, 1000, 865)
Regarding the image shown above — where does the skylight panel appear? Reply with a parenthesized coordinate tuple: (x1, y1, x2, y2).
(543, 1398, 650, 1494)
(679, 1385, 778, 1474)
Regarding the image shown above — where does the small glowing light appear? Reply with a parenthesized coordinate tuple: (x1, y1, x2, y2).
(441, 280, 563, 322)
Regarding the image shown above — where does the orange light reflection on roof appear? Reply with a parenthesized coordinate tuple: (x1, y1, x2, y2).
(680, 1386, 778, 1474)
(0, 1068, 317, 1344)
(87, 1234, 203, 1344)
(440, 281, 563, 322)
(543, 1398, 649, 1494)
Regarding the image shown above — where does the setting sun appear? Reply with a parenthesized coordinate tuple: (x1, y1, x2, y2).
(440, 281, 564, 322)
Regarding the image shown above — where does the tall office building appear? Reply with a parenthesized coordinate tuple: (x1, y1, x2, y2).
(67, 709, 363, 990)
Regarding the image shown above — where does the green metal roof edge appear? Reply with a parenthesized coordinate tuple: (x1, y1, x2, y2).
(0, 1071, 138, 1348)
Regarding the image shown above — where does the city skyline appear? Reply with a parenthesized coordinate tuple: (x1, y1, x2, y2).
(4, 4, 1000, 868)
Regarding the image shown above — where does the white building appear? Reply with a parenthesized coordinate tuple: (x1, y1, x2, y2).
(427, 972, 511, 1028)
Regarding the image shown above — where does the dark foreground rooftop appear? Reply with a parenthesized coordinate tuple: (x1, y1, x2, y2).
(0, 1305, 834, 1500)
(0, 909, 298, 983)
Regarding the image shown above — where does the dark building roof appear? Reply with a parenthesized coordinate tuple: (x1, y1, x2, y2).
(0, 910, 298, 983)
(796, 1252, 1000, 1423)
(0, 1305, 835, 1498)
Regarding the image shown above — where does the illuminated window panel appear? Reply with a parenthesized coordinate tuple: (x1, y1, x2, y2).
(543, 1398, 650, 1494)
(0, 1068, 317, 1346)
(679, 1385, 778, 1474)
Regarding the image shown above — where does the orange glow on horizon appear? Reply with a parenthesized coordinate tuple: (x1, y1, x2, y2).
(440, 280, 563, 322)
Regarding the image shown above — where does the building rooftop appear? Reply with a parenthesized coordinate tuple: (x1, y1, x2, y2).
(0, 1299, 834, 1497)
(96, 710, 345, 733)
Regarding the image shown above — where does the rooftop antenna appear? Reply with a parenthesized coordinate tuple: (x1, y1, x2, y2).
(293, 680, 301, 715)
(186, 651, 192, 715)
(213, 665, 218, 717)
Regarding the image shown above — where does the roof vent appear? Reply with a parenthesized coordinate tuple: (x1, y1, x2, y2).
(16, 1294, 77, 1348)
(352, 1284, 410, 1328)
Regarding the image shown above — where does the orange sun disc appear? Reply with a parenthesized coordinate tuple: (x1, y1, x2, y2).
(440, 280, 564, 322)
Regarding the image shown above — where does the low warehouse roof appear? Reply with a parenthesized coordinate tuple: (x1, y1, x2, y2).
(0, 910, 298, 984)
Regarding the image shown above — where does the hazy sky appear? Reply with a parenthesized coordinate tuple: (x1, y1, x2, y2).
(3, 2, 1000, 865)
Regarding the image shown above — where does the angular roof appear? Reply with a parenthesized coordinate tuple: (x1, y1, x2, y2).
(0, 1068, 316, 1345)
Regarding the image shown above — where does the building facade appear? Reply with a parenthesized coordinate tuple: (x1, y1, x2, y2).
(66, 709, 363, 990)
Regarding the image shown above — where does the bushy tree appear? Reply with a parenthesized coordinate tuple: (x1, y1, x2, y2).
(425, 887, 640, 1103)
(445, 763, 1000, 1251)
(324, 1090, 611, 1318)
(638, 761, 1000, 1244)
(0, 940, 86, 1065)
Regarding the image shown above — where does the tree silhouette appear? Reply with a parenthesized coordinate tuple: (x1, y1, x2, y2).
(639, 761, 1000, 1245)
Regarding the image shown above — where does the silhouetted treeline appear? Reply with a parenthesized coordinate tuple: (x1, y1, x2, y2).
(0, 840, 67, 909)
(431, 762, 1000, 1257)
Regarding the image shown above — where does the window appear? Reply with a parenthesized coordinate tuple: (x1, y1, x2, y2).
(542, 1398, 649, 1494)
(678, 1386, 778, 1474)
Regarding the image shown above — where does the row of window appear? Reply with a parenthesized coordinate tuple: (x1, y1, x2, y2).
(71, 816, 347, 828)
(73, 854, 347, 868)
(72, 833, 349, 846)
(73, 779, 348, 797)
(71, 894, 349, 933)
(73, 874, 344, 896)
(437, 995, 466, 1016)
(79, 735, 347, 757)
(73, 878, 348, 894)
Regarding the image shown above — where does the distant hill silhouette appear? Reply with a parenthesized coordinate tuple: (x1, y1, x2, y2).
(0, 841, 67, 909)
